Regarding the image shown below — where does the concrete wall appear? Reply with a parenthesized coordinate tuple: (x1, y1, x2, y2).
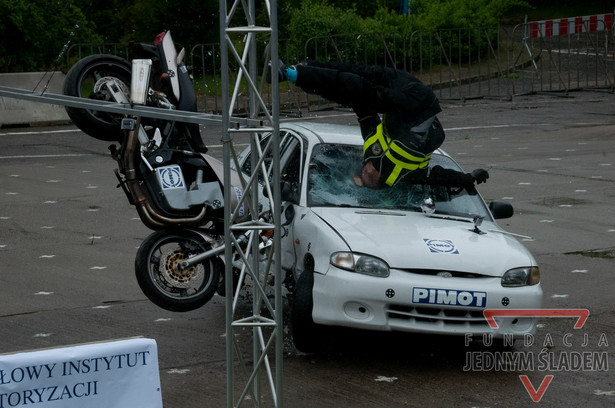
(0, 72, 71, 127)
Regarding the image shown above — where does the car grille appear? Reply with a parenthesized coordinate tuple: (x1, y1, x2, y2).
(402, 269, 489, 278)
(387, 304, 490, 330)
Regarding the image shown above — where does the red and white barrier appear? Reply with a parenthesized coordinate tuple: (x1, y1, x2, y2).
(529, 13, 613, 38)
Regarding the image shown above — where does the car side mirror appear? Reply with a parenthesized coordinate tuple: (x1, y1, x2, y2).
(489, 201, 514, 219)
(282, 204, 295, 226)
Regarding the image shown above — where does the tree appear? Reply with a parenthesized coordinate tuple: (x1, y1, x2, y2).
(73, 0, 131, 42)
(128, 0, 219, 46)
(0, 0, 99, 72)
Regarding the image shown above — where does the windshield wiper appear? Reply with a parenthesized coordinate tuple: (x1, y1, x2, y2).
(355, 210, 407, 216)
(425, 211, 474, 223)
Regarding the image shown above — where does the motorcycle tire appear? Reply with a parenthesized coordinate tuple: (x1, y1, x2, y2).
(63, 54, 132, 142)
(135, 229, 221, 312)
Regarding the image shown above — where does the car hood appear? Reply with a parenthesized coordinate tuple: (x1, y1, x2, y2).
(311, 207, 535, 277)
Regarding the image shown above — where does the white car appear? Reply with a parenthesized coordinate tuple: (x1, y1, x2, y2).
(238, 122, 543, 352)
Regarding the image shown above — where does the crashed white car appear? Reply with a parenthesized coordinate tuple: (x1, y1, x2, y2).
(238, 122, 543, 352)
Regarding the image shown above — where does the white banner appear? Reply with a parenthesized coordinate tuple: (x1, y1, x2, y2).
(0, 338, 163, 408)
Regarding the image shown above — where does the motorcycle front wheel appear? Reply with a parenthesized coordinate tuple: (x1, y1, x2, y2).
(63, 54, 132, 142)
(135, 229, 221, 312)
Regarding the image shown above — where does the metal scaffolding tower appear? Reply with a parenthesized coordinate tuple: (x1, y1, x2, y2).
(0, 0, 283, 406)
(219, 0, 283, 407)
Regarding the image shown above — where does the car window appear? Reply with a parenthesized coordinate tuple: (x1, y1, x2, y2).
(239, 131, 283, 182)
(307, 143, 489, 218)
(281, 141, 301, 183)
(280, 134, 304, 181)
(239, 131, 306, 189)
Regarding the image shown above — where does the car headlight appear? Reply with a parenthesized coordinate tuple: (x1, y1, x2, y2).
(501, 267, 540, 287)
(330, 252, 390, 278)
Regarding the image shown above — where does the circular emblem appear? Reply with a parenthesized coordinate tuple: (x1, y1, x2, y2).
(424, 239, 458, 254)
(501, 297, 510, 306)
(436, 271, 453, 278)
(159, 167, 183, 189)
(385, 288, 395, 298)
(372, 144, 383, 155)
(212, 200, 222, 209)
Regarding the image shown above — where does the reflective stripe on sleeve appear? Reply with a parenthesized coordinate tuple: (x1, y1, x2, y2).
(364, 124, 430, 186)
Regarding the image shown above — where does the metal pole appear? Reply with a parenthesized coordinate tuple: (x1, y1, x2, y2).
(247, 0, 261, 402)
(270, 1, 284, 404)
(219, 0, 234, 406)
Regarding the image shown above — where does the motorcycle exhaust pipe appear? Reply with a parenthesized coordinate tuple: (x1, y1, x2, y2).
(120, 118, 165, 229)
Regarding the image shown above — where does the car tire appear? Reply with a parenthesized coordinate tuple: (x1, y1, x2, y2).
(291, 270, 327, 353)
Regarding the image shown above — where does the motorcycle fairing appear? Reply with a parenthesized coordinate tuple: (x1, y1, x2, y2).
(160, 31, 181, 101)
(154, 164, 224, 211)
(156, 31, 206, 153)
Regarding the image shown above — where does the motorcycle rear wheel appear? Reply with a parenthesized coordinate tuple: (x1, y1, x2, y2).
(135, 229, 221, 312)
(63, 54, 132, 142)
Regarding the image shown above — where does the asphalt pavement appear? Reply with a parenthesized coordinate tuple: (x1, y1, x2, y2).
(1, 90, 614, 407)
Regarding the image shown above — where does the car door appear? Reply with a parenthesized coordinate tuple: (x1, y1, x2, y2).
(278, 131, 306, 273)
(236, 130, 306, 272)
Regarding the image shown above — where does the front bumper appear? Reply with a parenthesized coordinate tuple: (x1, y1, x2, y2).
(311, 266, 543, 337)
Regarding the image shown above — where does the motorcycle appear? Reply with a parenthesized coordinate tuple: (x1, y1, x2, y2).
(63, 31, 268, 312)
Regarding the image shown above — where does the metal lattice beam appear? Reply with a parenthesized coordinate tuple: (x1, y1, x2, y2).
(219, 0, 282, 407)
(0, 86, 262, 128)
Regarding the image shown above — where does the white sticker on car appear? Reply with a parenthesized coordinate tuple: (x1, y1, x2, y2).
(412, 287, 487, 307)
(423, 239, 459, 254)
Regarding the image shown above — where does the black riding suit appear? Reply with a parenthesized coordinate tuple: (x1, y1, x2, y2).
(295, 61, 475, 188)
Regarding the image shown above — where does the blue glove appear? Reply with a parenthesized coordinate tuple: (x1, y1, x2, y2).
(266, 60, 297, 83)
(285, 67, 297, 83)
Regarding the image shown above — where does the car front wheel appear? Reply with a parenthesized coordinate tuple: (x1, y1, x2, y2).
(291, 270, 330, 353)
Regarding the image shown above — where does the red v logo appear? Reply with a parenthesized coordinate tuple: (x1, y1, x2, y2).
(519, 375, 554, 402)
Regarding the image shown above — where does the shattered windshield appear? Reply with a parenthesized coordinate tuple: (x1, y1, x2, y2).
(306, 143, 489, 218)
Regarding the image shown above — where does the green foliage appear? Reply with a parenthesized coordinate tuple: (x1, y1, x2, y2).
(285, 0, 365, 60)
(408, 0, 530, 31)
(72, 0, 219, 45)
(74, 0, 130, 42)
(283, 0, 530, 65)
(513, 0, 611, 19)
(0, 0, 99, 72)
(371, 8, 414, 37)
(405, 0, 529, 66)
(1, 0, 537, 72)
(127, 0, 219, 46)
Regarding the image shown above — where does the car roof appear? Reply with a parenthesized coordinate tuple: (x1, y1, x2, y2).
(280, 120, 447, 157)
(281, 121, 363, 145)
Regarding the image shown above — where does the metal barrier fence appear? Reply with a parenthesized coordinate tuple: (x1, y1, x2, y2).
(514, 18, 614, 94)
(65, 21, 614, 114)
